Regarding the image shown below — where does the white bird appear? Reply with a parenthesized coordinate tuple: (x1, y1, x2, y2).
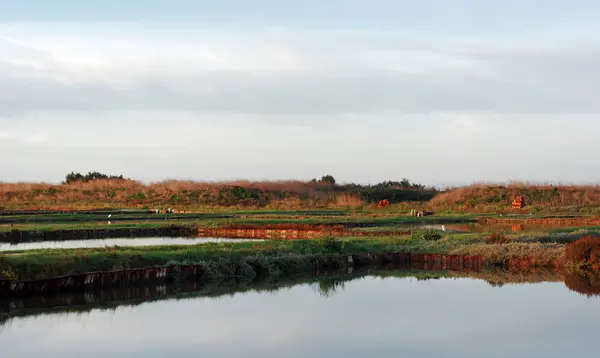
(108, 214, 112, 219)
(441, 225, 446, 232)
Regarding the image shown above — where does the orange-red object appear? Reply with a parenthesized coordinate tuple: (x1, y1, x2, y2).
(377, 199, 390, 208)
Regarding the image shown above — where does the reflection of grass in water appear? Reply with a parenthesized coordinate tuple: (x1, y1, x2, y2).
(0, 266, 569, 327)
(564, 271, 600, 297)
(315, 277, 347, 298)
(0, 268, 445, 325)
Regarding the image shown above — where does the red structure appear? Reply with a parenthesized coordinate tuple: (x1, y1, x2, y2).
(377, 199, 390, 209)
(512, 196, 525, 209)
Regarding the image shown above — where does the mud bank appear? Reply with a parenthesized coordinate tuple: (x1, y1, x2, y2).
(0, 226, 195, 242)
(0, 253, 483, 298)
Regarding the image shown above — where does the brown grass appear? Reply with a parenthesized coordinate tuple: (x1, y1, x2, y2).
(334, 193, 363, 207)
(0, 179, 361, 210)
(565, 236, 600, 269)
(430, 182, 600, 212)
(450, 242, 566, 268)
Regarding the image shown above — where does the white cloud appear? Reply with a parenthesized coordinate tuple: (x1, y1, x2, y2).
(0, 23, 599, 116)
(0, 22, 599, 183)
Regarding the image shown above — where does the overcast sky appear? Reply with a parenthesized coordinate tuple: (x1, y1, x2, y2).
(1, 1, 599, 185)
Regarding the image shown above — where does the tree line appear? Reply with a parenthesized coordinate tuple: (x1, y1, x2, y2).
(63, 171, 127, 184)
(311, 175, 431, 190)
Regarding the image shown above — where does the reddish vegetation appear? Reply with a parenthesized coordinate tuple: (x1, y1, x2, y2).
(565, 236, 600, 269)
(430, 183, 600, 211)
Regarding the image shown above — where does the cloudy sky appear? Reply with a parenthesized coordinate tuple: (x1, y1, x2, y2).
(0, 1, 599, 185)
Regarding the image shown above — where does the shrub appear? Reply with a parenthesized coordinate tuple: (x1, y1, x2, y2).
(244, 255, 272, 275)
(64, 171, 126, 184)
(565, 236, 600, 267)
(411, 229, 444, 241)
(234, 261, 257, 279)
(292, 240, 318, 255)
(1, 267, 18, 280)
(487, 232, 508, 244)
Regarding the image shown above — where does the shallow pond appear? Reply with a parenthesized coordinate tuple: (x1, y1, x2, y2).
(383, 222, 599, 234)
(0, 237, 261, 251)
(1, 274, 598, 357)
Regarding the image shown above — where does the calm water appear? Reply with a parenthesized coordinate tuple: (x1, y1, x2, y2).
(1, 275, 598, 358)
(0, 237, 261, 251)
(403, 223, 595, 233)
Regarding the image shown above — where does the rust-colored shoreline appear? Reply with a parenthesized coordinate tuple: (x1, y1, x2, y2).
(0, 224, 411, 243)
(197, 226, 411, 239)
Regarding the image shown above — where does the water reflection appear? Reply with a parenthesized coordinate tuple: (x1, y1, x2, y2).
(442, 222, 600, 233)
(0, 267, 590, 323)
(311, 277, 349, 298)
(564, 272, 600, 297)
(0, 237, 262, 251)
(1, 270, 598, 358)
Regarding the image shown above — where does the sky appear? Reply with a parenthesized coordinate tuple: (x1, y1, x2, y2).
(1, 1, 599, 185)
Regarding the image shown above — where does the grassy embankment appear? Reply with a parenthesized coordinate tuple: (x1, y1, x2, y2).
(4, 179, 600, 283)
(0, 212, 479, 233)
(3, 207, 600, 282)
(4, 180, 600, 216)
(430, 183, 600, 214)
(3, 226, 592, 280)
(0, 179, 436, 211)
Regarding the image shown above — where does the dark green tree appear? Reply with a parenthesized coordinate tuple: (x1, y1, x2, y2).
(319, 175, 336, 185)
